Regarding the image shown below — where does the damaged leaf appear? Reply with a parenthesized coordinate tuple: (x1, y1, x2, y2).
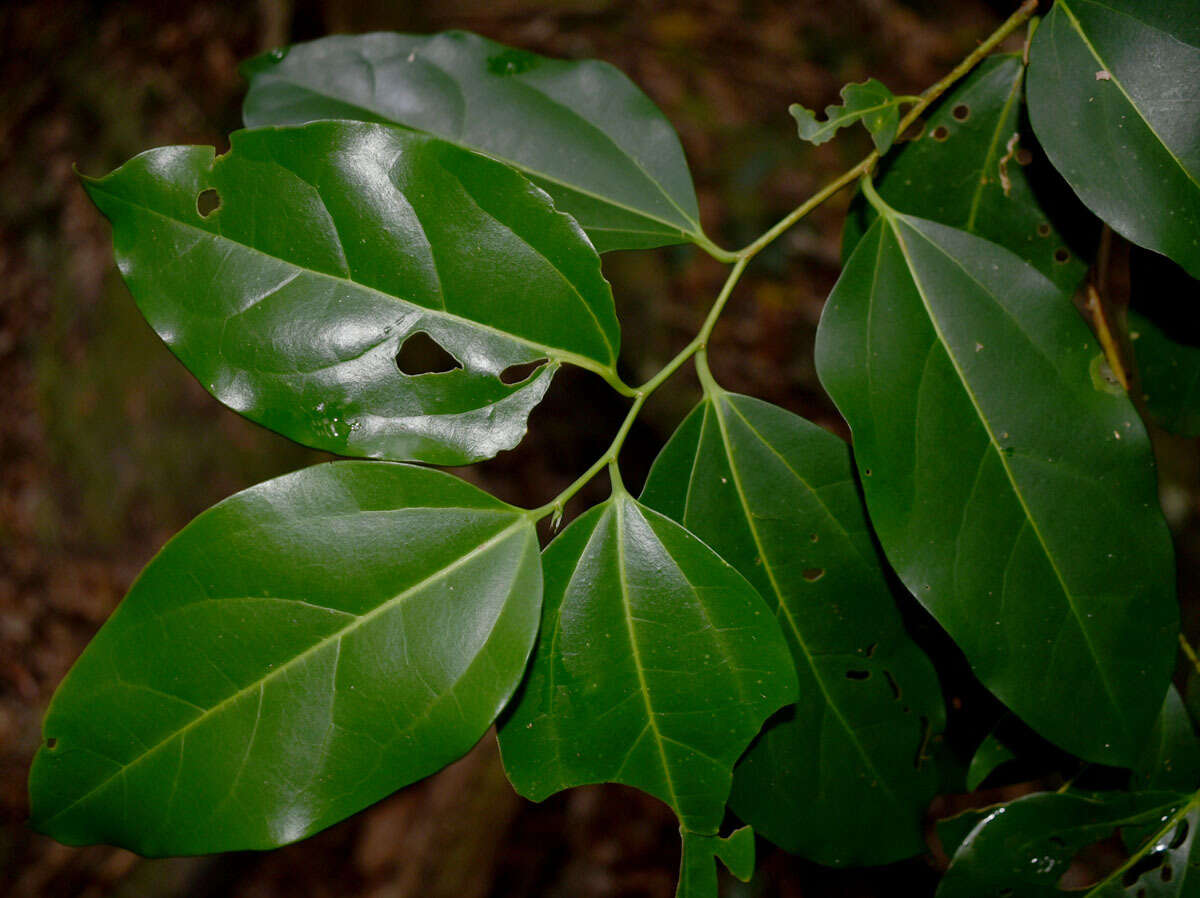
(843, 55, 1092, 294)
(791, 78, 905, 154)
(816, 209, 1177, 766)
(82, 122, 621, 464)
(677, 826, 756, 898)
(640, 387, 944, 866)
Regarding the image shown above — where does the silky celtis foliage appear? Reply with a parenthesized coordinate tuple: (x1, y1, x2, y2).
(31, 2, 1200, 895)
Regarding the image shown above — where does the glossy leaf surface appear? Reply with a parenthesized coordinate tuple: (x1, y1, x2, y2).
(937, 790, 1194, 898)
(640, 388, 944, 865)
(966, 729, 1017, 792)
(815, 211, 1177, 765)
(677, 826, 755, 898)
(30, 462, 542, 855)
(1107, 803, 1200, 898)
(498, 493, 797, 835)
(843, 55, 1090, 293)
(242, 31, 703, 252)
(1134, 686, 1200, 794)
(791, 79, 903, 154)
(1027, 0, 1200, 278)
(83, 122, 620, 465)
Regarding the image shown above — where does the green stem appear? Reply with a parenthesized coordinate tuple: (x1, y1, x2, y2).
(591, 362, 639, 397)
(896, 0, 1038, 137)
(728, 159, 875, 262)
(528, 259, 748, 523)
(695, 349, 720, 396)
(527, 391, 646, 525)
(634, 257, 749, 394)
(694, 232, 740, 265)
(1023, 14, 1040, 66)
(608, 459, 628, 496)
(726, 0, 1037, 261)
(859, 171, 892, 217)
(537, 0, 1039, 520)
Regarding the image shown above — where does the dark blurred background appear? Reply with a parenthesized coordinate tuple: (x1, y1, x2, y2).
(9, 1, 1187, 896)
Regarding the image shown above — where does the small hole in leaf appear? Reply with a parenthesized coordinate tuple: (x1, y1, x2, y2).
(500, 359, 548, 385)
(863, 642, 877, 658)
(46, 737, 58, 750)
(197, 188, 221, 218)
(931, 125, 950, 142)
(809, 533, 819, 543)
(884, 669, 902, 700)
(1170, 820, 1190, 849)
(1054, 247, 1071, 264)
(845, 669, 870, 680)
(1016, 148, 1034, 166)
(1123, 850, 1166, 886)
(396, 332, 462, 375)
(1037, 222, 1052, 237)
(802, 568, 825, 582)
(952, 104, 970, 121)
(863, 468, 872, 476)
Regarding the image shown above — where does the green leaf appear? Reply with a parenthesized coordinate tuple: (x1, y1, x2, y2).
(966, 728, 1018, 792)
(497, 492, 797, 835)
(241, 31, 703, 253)
(640, 388, 944, 866)
(937, 790, 1195, 898)
(1109, 803, 1200, 898)
(1027, 0, 1200, 279)
(1131, 314, 1200, 438)
(677, 826, 755, 898)
(815, 210, 1177, 765)
(29, 462, 542, 855)
(1134, 686, 1200, 794)
(82, 122, 621, 465)
(790, 78, 904, 154)
(843, 55, 1091, 294)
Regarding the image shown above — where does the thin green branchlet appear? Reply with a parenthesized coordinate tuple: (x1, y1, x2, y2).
(527, 257, 748, 525)
(528, 0, 1039, 526)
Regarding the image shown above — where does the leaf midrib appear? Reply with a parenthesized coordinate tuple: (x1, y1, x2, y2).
(704, 393, 911, 813)
(801, 97, 902, 143)
(1056, 0, 1200, 193)
(40, 515, 530, 828)
(964, 60, 1025, 232)
(91, 185, 618, 377)
(887, 217, 1128, 738)
(250, 61, 702, 239)
(612, 498, 684, 820)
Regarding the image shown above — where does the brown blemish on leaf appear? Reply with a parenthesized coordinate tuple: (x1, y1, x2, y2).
(997, 133, 1020, 197)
